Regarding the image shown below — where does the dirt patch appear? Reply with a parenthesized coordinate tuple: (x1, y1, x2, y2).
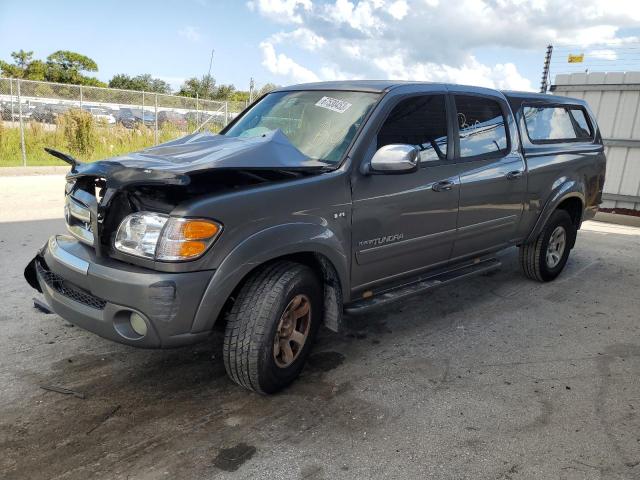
(306, 351, 345, 372)
(213, 442, 257, 472)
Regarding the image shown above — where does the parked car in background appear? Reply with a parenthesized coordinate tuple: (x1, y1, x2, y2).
(82, 106, 116, 125)
(1, 101, 34, 121)
(116, 108, 155, 128)
(184, 110, 227, 127)
(158, 110, 187, 129)
(25, 81, 606, 394)
(32, 104, 71, 124)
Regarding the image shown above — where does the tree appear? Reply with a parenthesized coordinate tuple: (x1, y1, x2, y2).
(11, 50, 33, 69)
(47, 50, 98, 73)
(109, 73, 171, 94)
(178, 74, 216, 99)
(257, 83, 278, 97)
(0, 50, 33, 78)
(213, 84, 236, 100)
(45, 50, 105, 86)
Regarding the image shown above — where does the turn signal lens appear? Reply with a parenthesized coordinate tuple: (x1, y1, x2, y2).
(178, 241, 207, 257)
(181, 220, 219, 240)
(156, 217, 222, 261)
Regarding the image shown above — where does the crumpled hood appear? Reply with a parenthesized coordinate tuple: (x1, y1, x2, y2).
(67, 130, 327, 187)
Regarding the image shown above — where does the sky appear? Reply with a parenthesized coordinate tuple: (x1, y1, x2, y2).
(1, 0, 640, 93)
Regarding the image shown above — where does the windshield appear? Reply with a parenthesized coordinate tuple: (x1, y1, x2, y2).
(224, 90, 379, 164)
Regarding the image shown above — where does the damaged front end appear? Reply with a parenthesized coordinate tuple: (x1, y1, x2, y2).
(28, 129, 327, 268)
(23, 130, 328, 347)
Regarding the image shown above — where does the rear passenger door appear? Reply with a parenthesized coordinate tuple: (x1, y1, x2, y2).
(450, 91, 527, 260)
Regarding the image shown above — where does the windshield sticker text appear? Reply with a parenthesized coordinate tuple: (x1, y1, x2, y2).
(315, 96, 352, 113)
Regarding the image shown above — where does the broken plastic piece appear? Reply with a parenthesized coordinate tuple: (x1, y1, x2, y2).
(33, 297, 53, 314)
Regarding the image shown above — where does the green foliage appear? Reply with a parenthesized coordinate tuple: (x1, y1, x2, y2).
(1, 50, 271, 100)
(0, 51, 46, 80)
(57, 109, 97, 156)
(109, 73, 172, 94)
(0, 122, 222, 167)
(11, 50, 33, 69)
(1, 49, 106, 86)
(47, 50, 98, 72)
(257, 83, 278, 97)
(178, 74, 216, 99)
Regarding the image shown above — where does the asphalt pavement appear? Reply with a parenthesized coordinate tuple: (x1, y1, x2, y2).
(1, 173, 639, 479)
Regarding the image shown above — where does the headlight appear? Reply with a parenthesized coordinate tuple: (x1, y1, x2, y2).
(114, 212, 221, 261)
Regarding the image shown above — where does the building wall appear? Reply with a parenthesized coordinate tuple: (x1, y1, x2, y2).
(552, 72, 640, 211)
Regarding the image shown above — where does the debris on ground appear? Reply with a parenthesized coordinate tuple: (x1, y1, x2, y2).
(40, 384, 86, 399)
(33, 297, 53, 314)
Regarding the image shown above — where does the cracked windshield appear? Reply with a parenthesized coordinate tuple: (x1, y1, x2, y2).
(225, 90, 379, 163)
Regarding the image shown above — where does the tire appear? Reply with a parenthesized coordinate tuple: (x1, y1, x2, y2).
(519, 209, 576, 282)
(223, 261, 323, 394)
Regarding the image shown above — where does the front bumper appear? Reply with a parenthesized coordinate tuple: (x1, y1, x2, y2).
(29, 235, 214, 348)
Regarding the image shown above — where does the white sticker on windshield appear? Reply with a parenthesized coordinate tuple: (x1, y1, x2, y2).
(315, 96, 352, 113)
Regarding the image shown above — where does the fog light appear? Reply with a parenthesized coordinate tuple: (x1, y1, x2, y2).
(130, 312, 148, 337)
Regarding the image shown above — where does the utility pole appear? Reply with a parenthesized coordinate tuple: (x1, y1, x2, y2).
(540, 44, 553, 93)
(207, 48, 215, 78)
(249, 77, 255, 104)
(205, 48, 215, 98)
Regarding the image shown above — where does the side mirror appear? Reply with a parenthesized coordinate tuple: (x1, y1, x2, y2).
(368, 144, 420, 174)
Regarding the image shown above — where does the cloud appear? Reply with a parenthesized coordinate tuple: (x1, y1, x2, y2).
(268, 27, 326, 51)
(247, 0, 312, 24)
(588, 49, 618, 61)
(388, 0, 408, 20)
(259, 41, 319, 83)
(372, 54, 534, 90)
(178, 26, 202, 42)
(249, 0, 640, 89)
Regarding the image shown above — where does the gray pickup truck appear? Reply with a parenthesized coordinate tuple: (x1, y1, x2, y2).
(25, 81, 606, 393)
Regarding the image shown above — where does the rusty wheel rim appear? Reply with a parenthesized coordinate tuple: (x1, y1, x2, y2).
(273, 294, 312, 368)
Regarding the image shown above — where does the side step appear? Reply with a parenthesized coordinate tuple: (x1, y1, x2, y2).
(344, 258, 501, 314)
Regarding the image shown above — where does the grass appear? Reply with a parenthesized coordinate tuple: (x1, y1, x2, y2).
(0, 119, 222, 167)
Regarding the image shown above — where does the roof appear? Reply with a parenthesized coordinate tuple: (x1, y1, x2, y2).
(277, 80, 437, 93)
(501, 90, 586, 105)
(274, 81, 589, 109)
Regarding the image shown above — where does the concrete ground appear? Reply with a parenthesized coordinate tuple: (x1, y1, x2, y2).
(1, 173, 639, 480)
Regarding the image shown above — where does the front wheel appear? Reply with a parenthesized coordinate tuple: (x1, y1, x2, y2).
(223, 261, 322, 394)
(519, 209, 576, 282)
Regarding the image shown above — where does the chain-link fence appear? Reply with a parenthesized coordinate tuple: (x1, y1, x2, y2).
(0, 77, 249, 166)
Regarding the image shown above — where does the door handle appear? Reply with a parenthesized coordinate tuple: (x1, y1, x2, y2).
(432, 180, 454, 192)
(506, 170, 524, 180)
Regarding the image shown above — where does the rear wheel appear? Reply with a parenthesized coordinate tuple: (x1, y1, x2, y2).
(519, 209, 576, 282)
(223, 261, 322, 394)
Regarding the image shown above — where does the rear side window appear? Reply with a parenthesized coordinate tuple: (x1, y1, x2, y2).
(455, 95, 508, 159)
(523, 105, 592, 142)
(377, 94, 448, 162)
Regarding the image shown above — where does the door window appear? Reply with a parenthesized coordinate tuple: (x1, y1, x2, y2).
(455, 95, 508, 159)
(377, 95, 448, 162)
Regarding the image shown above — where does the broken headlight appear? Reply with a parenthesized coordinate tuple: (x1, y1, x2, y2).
(114, 212, 222, 261)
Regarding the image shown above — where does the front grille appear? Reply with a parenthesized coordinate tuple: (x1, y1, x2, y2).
(36, 259, 106, 310)
(65, 194, 94, 246)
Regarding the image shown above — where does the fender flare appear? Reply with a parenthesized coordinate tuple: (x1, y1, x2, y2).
(525, 179, 585, 244)
(190, 222, 349, 333)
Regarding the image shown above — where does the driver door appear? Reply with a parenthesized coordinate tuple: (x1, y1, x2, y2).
(350, 92, 460, 293)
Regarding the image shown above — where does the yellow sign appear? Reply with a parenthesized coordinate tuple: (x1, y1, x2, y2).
(568, 54, 584, 63)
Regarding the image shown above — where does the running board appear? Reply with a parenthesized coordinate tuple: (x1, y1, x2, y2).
(344, 258, 501, 314)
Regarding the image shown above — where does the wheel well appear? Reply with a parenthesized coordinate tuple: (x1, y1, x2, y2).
(556, 197, 583, 229)
(221, 252, 344, 333)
